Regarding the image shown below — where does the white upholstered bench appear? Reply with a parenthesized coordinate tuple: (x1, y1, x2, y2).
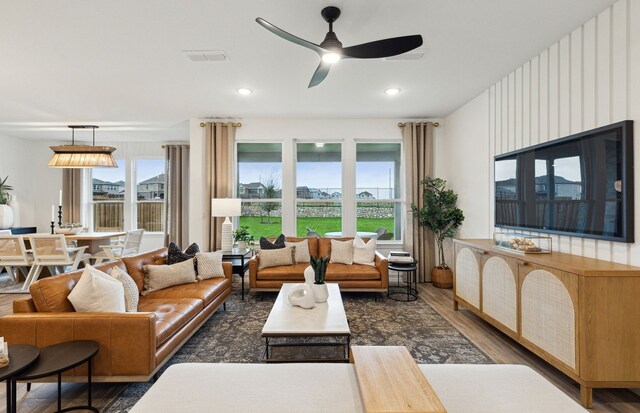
(130, 363, 587, 412)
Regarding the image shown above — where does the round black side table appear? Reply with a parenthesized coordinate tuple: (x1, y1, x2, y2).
(17, 341, 100, 413)
(0, 344, 40, 413)
(387, 260, 419, 302)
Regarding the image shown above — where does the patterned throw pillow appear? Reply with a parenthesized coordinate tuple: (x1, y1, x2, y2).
(142, 259, 197, 296)
(352, 235, 376, 266)
(257, 246, 296, 270)
(111, 266, 140, 312)
(260, 234, 286, 250)
(285, 239, 311, 263)
(167, 242, 200, 265)
(195, 251, 225, 280)
(330, 239, 354, 265)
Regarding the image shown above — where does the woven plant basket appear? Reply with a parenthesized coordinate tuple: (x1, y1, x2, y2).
(431, 267, 453, 289)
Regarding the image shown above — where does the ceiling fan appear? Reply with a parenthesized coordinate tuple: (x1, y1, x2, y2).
(256, 6, 423, 88)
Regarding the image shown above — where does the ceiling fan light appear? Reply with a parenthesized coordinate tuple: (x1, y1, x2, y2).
(385, 88, 401, 96)
(48, 145, 118, 168)
(321, 52, 341, 64)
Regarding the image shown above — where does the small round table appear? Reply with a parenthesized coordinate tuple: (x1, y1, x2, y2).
(0, 344, 40, 413)
(17, 341, 100, 413)
(387, 260, 419, 302)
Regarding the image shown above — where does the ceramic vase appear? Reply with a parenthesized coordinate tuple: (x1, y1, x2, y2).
(0, 205, 14, 229)
(238, 241, 246, 250)
(312, 283, 329, 303)
(287, 283, 315, 309)
(304, 265, 315, 286)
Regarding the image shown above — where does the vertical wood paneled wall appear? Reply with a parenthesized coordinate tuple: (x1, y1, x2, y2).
(487, 0, 640, 265)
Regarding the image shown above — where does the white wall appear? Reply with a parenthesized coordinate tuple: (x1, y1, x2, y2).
(0, 135, 62, 232)
(442, 0, 640, 265)
(189, 118, 444, 256)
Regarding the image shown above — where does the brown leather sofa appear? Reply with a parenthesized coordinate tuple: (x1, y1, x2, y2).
(249, 237, 388, 292)
(0, 247, 232, 382)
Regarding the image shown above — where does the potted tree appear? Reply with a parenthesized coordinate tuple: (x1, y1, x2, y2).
(0, 176, 14, 230)
(411, 177, 464, 288)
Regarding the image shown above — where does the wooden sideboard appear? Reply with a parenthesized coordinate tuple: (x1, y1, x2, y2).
(453, 238, 640, 408)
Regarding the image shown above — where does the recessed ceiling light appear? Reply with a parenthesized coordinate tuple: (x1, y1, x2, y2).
(385, 88, 401, 96)
(237, 88, 252, 95)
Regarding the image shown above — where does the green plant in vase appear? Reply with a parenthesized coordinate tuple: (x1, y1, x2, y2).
(309, 255, 330, 303)
(0, 176, 15, 229)
(232, 226, 254, 248)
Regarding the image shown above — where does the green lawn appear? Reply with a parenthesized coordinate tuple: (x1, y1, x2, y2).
(239, 216, 395, 239)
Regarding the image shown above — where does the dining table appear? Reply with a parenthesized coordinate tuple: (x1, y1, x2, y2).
(23, 232, 127, 254)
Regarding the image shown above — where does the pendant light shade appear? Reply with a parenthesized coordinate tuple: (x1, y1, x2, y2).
(48, 125, 117, 168)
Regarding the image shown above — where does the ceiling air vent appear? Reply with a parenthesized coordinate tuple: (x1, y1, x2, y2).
(183, 50, 228, 62)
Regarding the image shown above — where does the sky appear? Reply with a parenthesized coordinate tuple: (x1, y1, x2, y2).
(92, 159, 165, 184)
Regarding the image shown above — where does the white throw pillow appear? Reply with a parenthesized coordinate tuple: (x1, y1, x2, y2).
(330, 239, 353, 265)
(142, 259, 197, 296)
(353, 235, 376, 266)
(68, 265, 126, 313)
(110, 266, 140, 312)
(196, 251, 225, 280)
(257, 246, 296, 270)
(285, 239, 311, 263)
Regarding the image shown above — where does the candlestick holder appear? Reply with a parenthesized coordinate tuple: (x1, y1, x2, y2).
(58, 205, 63, 227)
(50, 221, 55, 235)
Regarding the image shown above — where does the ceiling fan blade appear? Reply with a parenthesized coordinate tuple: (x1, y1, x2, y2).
(256, 17, 326, 55)
(341, 34, 423, 59)
(308, 61, 331, 88)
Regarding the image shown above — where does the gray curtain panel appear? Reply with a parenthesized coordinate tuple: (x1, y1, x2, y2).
(62, 169, 82, 224)
(204, 122, 237, 251)
(402, 122, 436, 282)
(164, 144, 190, 247)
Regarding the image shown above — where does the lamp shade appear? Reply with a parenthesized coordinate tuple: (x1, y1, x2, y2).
(211, 198, 241, 217)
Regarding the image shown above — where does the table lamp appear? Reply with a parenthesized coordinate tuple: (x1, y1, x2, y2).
(211, 198, 241, 251)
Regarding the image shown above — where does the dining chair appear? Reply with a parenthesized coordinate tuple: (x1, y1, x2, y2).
(92, 229, 145, 264)
(0, 235, 33, 283)
(22, 234, 90, 291)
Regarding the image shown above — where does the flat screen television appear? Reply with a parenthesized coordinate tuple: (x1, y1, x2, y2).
(494, 120, 634, 242)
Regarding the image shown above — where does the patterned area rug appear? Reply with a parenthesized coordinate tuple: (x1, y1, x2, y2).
(0, 272, 28, 294)
(105, 282, 493, 412)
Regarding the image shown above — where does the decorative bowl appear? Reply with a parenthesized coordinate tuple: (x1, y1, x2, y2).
(55, 227, 83, 235)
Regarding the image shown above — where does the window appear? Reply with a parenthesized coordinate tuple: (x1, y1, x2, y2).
(237, 143, 282, 239)
(92, 160, 126, 232)
(135, 159, 166, 232)
(296, 143, 342, 237)
(356, 143, 402, 240)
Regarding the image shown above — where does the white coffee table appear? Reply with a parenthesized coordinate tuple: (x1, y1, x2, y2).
(261, 283, 351, 362)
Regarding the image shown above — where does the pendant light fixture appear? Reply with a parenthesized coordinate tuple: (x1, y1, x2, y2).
(48, 125, 117, 168)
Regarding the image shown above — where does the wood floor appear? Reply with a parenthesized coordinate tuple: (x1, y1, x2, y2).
(0, 283, 638, 412)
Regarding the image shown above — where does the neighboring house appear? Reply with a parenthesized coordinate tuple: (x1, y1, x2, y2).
(243, 182, 266, 198)
(330, 192, 341, 199)
(92, 179, 125, 199)
(137, 174, 165, 200)
(357, 191, 375, 199)
(296, 186, 311, 199)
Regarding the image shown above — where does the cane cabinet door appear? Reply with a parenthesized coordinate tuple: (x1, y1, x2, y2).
(482, 255, 518, 334)
(454, 246, 482, 310)
(520, 265, 579, 372)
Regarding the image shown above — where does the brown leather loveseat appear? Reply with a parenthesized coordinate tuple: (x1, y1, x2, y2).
(249, 237, 388, 292)
(0, 247, 232, 382)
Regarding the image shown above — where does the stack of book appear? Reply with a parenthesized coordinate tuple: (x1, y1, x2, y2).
(0, 337, 8, 368)
(388, 251, 414, 264)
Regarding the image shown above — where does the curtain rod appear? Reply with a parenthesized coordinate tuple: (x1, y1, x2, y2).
(398, 122, 439, 127)
(161, 144, 191, 149)
(199, 122, 242, 127)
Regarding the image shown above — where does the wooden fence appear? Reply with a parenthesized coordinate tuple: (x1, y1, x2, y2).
(93, 202, 163, 232)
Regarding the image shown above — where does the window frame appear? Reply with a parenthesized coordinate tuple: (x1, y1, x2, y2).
(89, 159, 127, 232)
(133, 157, 166, 234)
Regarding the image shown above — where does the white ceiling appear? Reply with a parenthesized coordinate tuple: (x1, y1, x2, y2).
(0, 0, 616, 141)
